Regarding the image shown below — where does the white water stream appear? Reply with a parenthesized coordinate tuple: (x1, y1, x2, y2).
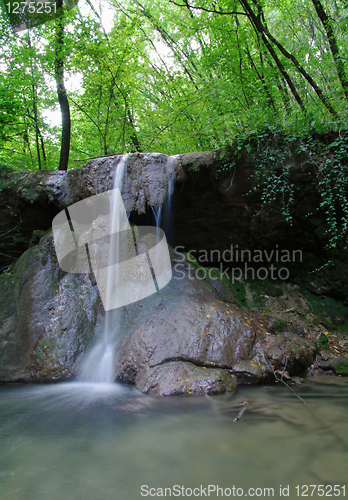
(80, 156, 128, 384)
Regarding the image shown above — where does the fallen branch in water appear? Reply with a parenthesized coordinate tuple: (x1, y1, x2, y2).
(233, 401, 249, 422)
(262, 333, 308, 405)
(259, 329, 348, 451)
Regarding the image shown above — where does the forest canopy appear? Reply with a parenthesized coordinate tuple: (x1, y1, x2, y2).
(0, 0, 348, 170)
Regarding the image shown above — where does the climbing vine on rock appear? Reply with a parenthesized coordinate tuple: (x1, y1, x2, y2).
(216, 127, 348, 250)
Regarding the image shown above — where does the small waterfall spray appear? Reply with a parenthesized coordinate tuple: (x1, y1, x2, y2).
(80, 155, 128, 384)
(166, 173, 175, 214)
(151, 205, 162, 241)
(162, 171, 176, 240)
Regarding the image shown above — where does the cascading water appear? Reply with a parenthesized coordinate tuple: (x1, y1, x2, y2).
(151, 205, 162, 241)
(80, 155, 128, 384)
(162, 171, 176, 239)
(166, 172, 175, 215)
(79, 155, 175, 385)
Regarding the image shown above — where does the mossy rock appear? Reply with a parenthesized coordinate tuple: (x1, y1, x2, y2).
(335, 359, 348, 375)
(135, 361, 238, 396)
(184, 253, 247, 305)
(319, 356, 348, 375)
(318, 333, 330, 351)
(303, 290, 348, 331)
(248, 278, 283, 304)
(0, 232, 100, 382)
(272, 319, 286, 334)
(29, 229, 49, 247)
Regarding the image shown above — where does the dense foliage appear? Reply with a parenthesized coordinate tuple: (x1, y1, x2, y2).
(0, 0, 348, 169)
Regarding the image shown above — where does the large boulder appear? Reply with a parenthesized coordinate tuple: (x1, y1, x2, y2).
(135, 361, 238, 396)
(115, 258, 317, 394)
(0, 232, 100, 382)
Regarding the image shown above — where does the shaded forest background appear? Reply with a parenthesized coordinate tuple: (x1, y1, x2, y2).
(0, 0, 348, 171)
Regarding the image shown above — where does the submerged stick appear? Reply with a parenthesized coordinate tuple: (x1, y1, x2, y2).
(260, 334, 348, 451)
(233, 402, 249, 422)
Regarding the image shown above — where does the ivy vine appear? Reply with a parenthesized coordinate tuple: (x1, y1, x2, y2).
(216, 127, 348, 250)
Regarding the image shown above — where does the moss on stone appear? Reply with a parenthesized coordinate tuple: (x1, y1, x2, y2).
(335, 360, 348, 375)
(185, 253, 248, 306)
(272, 319, 286, 334)
(319, 333, 330, 351)
(247, 278, 283, 308)
(0, 274, 17, 323)
(303, 290, 348, 331)
(39, 337, 56, 349)
(231, 281, 248, 307)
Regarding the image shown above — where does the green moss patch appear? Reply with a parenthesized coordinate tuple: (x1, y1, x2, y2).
(318, 333, 330, 351)
(248, 278, 283, 304)
(335, 360, 348, 375)
(272, 319, 286, 334)
(303, 290, 348, 332)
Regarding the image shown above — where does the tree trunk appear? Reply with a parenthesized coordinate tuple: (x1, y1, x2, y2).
(40, 133, 46, 162)
(311, 0, 348, 102)
(23, 128, 33, 164)
(240, 0, 337, 116)
(240, 0, 306, 113)
(32, 85, 41, 170)
(27, 31, 43, 169)
(55, 0, 71, 171)
(127, 109, 143, 152)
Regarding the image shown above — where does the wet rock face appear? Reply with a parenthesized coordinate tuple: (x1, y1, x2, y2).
(115, 259, 317, 394)
(0, 232, 101, 382)
(80, 153, 177, 213)
(0, 153, 178, 270)
(136, 361, 238, 396)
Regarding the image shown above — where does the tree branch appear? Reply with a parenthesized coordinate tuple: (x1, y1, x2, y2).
(168, 0, 246, 16)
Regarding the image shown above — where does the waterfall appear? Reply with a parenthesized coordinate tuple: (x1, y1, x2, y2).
(78, 155, 175, 385)
(151, 168, 176, 238)
(162, 171, 176, 241)
(151, 205, 162, 241)
(80, 156, 128, 384)
(166, 172, 175, 215)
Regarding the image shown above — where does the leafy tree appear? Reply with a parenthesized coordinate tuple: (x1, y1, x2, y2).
(0, 0, 347, 169)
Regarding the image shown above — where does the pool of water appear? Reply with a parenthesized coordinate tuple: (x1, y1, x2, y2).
(0, 377, 347, 500)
